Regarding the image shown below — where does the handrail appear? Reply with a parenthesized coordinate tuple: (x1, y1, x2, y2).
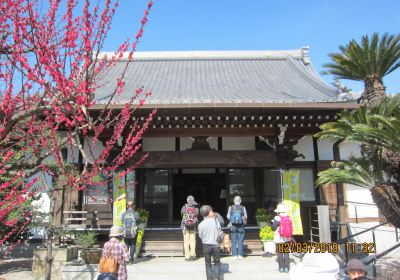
(335, 221, 390, 244)
(363, 242, 400, 265)
(362, 241, 400, 278)
(346, 201, 378, 206)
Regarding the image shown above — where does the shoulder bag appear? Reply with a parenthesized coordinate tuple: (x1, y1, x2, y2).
(99, 244, 118, 273)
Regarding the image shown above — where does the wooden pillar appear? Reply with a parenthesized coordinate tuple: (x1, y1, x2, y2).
(136, 169, 144, 209)
(333, 140, 348, 238)
(255, 167, 264, 209)
(312, 137, 321, 204)
(333, 141, 344, 208)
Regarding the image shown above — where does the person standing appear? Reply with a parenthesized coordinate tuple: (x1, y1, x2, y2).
(121, 200, 140, 263)
(181, 195, 199, 261)
(101, 226, 130, 280)
(272, 203, 293, 273)
(198, 205, 221, 280)
(343, 259, 371, 280)
(226, 195, 247, 259)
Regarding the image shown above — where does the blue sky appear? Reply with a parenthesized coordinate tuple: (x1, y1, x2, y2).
(103, 0, 400, 94)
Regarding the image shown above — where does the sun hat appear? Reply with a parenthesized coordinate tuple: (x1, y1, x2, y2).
(109, 225, 124, 237)
(274, 203, 287, 213)
(347, 259, 367, 273)
(289, 252, 339, 280)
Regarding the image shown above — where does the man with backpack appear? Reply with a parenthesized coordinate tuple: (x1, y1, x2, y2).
(226, 195, 248, 260)
(181, 195, 199, 261)
(272, 203, 293, 273)
(121, 200, 140, 264)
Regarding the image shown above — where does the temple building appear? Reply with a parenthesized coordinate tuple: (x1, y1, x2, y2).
(58, 48, 361, 242)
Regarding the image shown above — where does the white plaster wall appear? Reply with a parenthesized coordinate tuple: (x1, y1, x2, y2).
(317, 138, 335, 160)
(346, 183, 379, 219)
(83, 137, 105, 163)
(222, 137, 255, 150)
(57, 131, 79, 163)
(142, 137, 175, 151)
(348, 223, 399, 254)
(59, 133, 103, 164)
(293, 135, 314, 161)
(340, 142, 362, 160)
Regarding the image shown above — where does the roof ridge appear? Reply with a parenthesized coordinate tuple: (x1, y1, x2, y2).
(96, 49, 305, 61)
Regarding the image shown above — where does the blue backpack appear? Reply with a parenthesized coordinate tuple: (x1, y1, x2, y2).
(123, 210, 138, 238)
(230, 205, 243, 226)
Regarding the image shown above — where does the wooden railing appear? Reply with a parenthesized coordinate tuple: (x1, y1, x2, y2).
(62, 210, 113, 230)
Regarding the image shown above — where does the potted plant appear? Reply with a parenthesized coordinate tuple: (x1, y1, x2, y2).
(74, 231, 102, 264)
(255, 208, 272, 228)
(259, 225, 275, 254)
(137, 208, 149, 230)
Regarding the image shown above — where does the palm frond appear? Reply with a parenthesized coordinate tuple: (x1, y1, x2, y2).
(316, 96, 400, 153)
(324, 33, 400, 85)
(316, 160, 374, 189)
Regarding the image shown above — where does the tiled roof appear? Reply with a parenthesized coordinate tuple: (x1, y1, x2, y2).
(94, 48, 342, 107)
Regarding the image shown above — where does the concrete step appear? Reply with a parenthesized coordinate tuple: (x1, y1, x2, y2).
(141, 228, 263, 257)
(127, 256, 295, 280)
(141, 240, 264, 257)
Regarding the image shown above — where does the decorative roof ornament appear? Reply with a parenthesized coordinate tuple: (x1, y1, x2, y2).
(333, 78, 358, 101)
(301, 46, 311, 65)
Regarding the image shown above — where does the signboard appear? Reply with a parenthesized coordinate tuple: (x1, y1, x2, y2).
(113, 173, 126, 226)
(282, 170, 303, 235)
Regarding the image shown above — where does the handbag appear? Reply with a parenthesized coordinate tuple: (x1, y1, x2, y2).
(99, 244, 118, 273)
(215, 219, 225, 244)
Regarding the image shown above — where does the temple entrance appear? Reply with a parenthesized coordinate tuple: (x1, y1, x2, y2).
(173, 173, 226, 222)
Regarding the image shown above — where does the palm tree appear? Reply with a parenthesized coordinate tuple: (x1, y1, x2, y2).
(315, 96, 400, 228)
(324, 33, 400, 108)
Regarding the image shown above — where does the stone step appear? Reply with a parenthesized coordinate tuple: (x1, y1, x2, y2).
(141, 239, 264, 257)
(140, 228, 263, 257)
(127, 256, 294, 280)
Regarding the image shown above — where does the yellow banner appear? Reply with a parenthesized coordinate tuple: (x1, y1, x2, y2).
(113, 173, 126, 226)
(282, 170, 303, 235)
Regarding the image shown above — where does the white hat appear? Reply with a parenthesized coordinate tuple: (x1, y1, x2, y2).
(274, 203, 287, 213)
(289, 252, 339, 280)
(109, 225, 124, 237)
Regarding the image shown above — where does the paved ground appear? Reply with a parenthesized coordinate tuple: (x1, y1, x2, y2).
(127, 255, 295, 280)
(0, 255, 295, 280)
(2, 250, 399, 280)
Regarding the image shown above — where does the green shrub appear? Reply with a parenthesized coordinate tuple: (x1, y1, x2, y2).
(137, 208, 149, 224)
(255, 208, 273, 223)
(256, 208, 268, 216)
(259, 226, 274, 241)
(74, 231, 98, 248)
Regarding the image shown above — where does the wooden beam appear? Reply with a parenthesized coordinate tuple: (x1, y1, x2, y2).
(126, 150, 277, 168)
(142, 127, 320, 137)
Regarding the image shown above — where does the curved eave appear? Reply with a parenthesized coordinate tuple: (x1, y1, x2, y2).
(89, 101, 359, 110)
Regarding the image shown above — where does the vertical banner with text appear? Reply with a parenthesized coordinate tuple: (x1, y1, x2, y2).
(282, 170, 303, 235)
(113, 173, 126, 226)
